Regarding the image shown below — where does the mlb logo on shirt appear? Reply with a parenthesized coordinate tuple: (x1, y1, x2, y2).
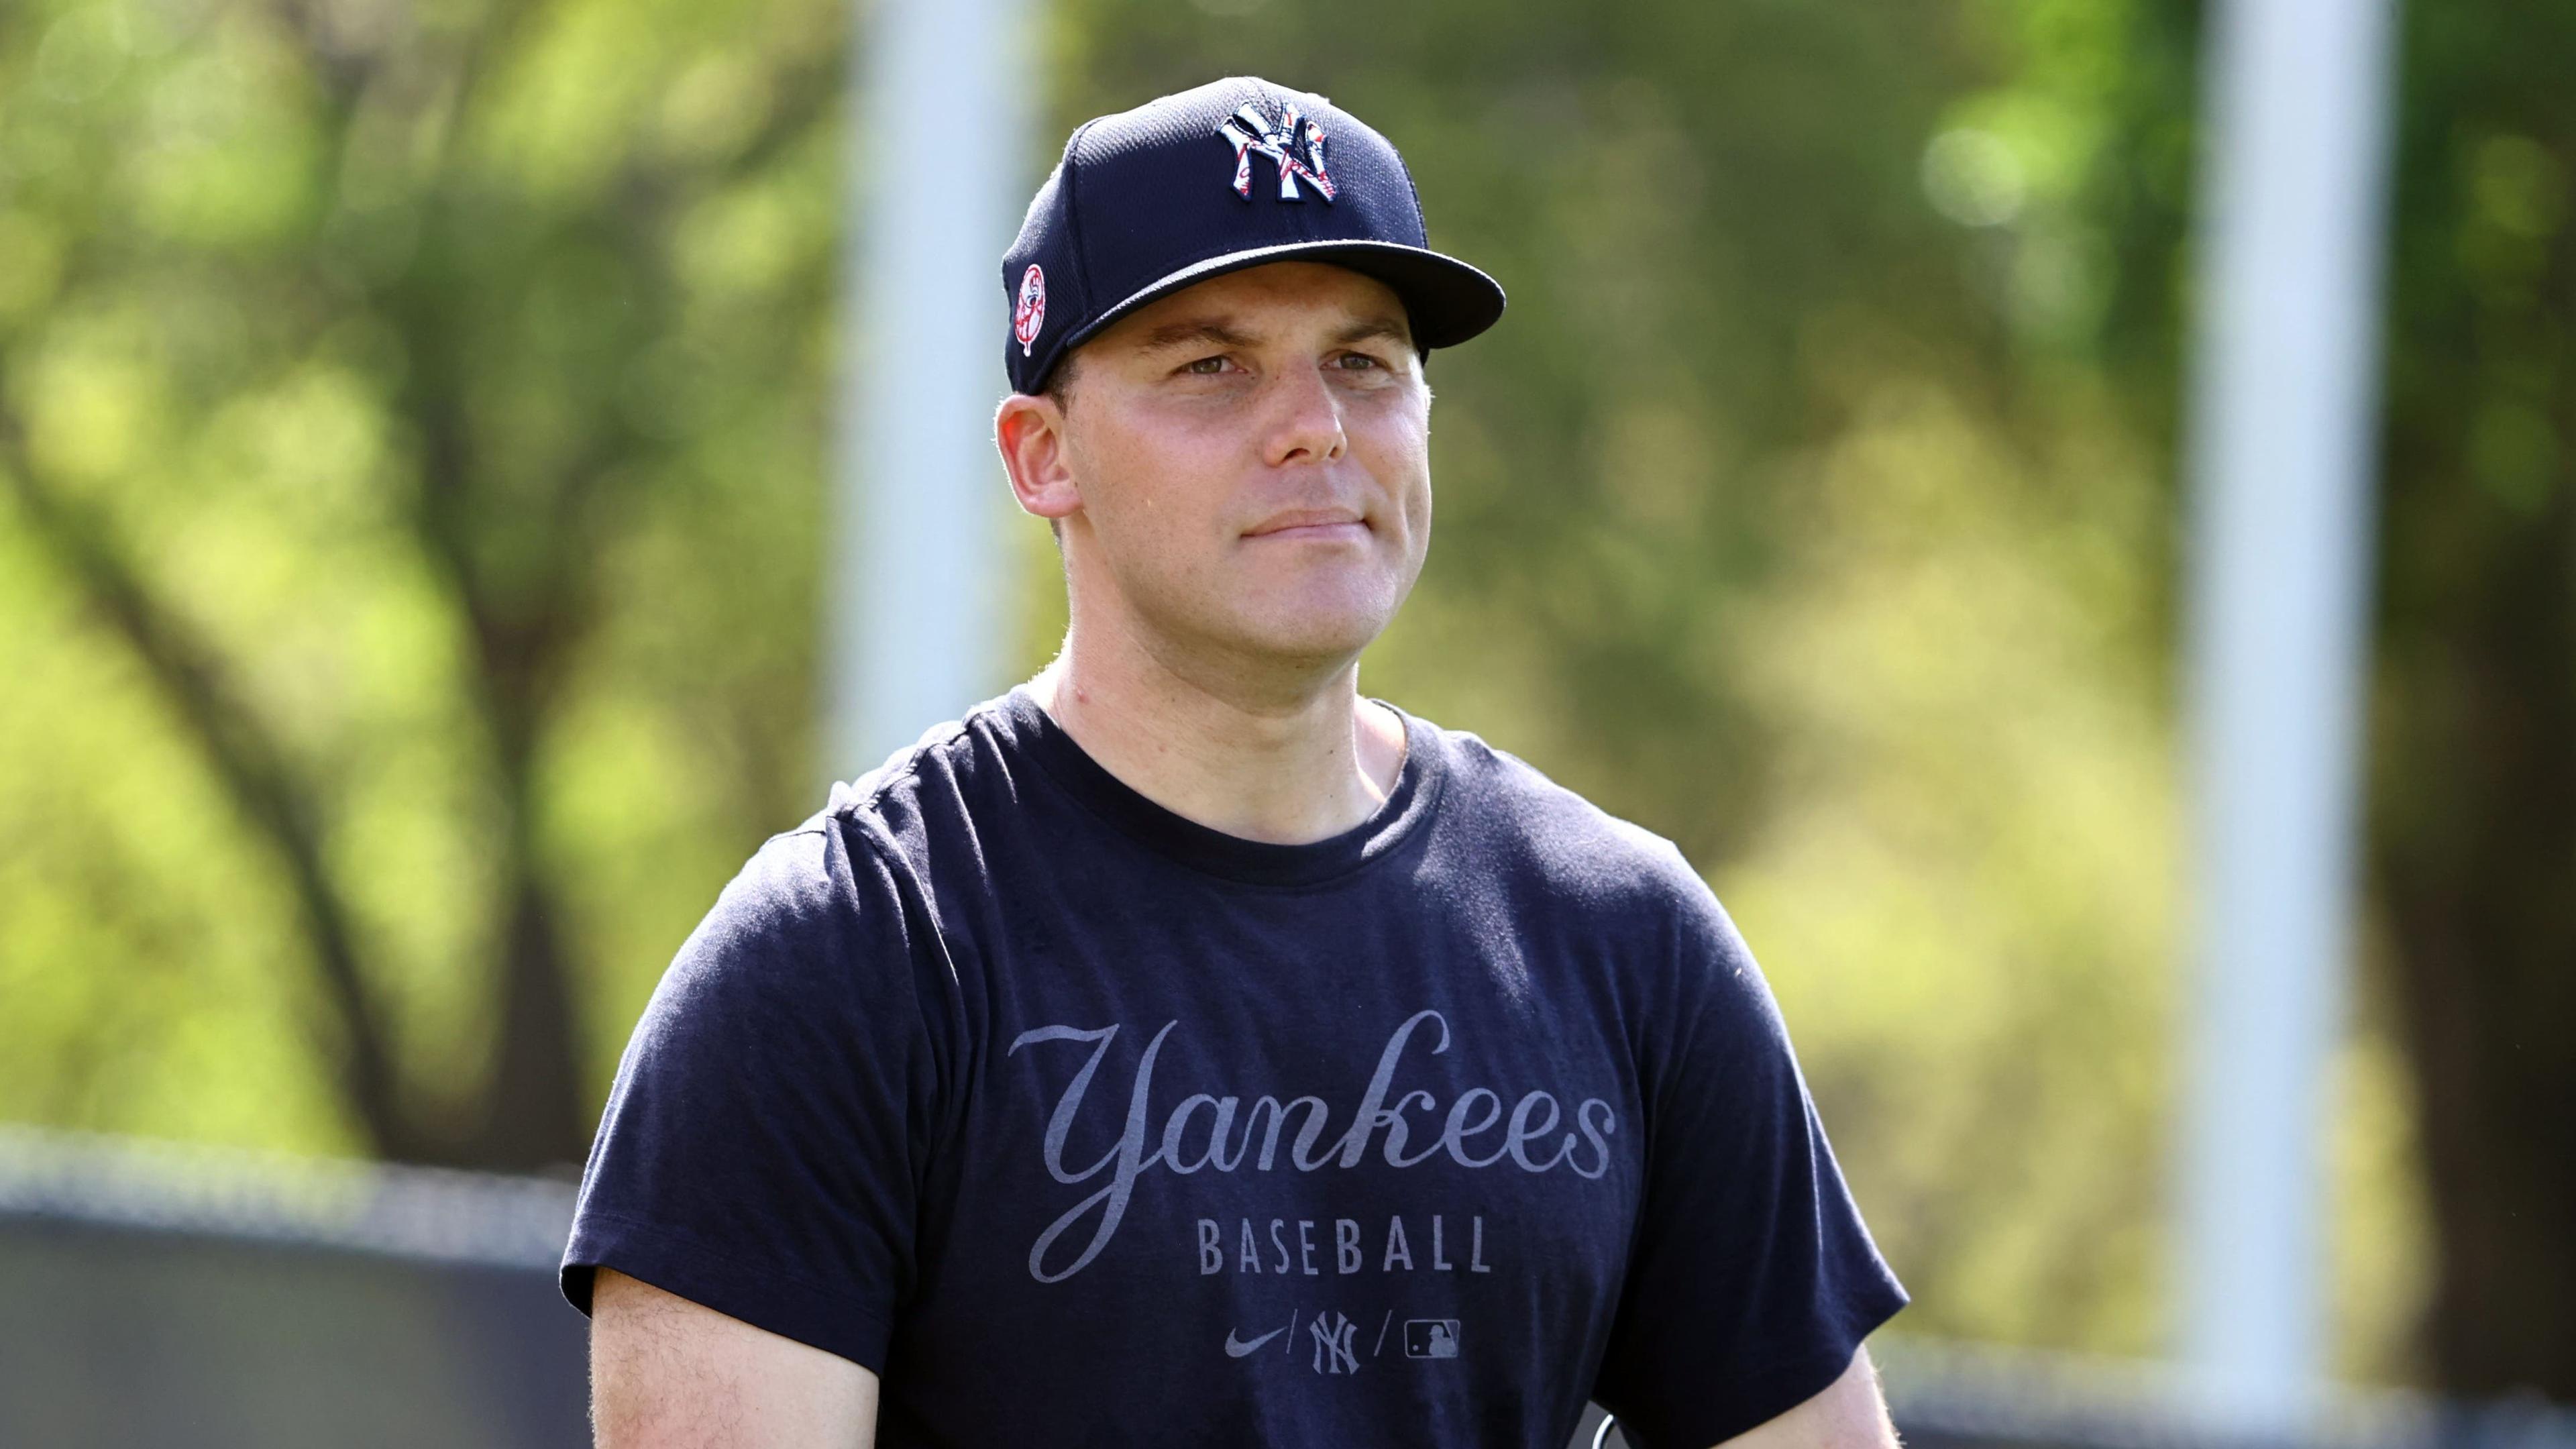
(1403, 1320, 1462, 1358)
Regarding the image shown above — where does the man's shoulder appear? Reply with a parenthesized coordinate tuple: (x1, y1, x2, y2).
(699, 704, 1008, 945)
(806, 699, 1013, 855)
(1411, 710, 1716, 919)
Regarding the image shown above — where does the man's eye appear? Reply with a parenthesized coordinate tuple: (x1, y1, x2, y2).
(1183, 356, 1230, 375)
(1336, 354, 1381, 370)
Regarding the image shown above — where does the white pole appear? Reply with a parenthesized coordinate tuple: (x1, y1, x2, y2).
(2179, 0, 2398, 1434)
(828, 0, 1033, 780)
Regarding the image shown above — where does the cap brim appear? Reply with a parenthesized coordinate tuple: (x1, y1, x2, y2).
(1061, 239, 1507, 363)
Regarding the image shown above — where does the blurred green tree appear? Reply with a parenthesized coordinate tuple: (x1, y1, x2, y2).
(1943, 0, 2576, 1398)
(2367, 0, 2576, 1400)
(1837, 0, 2576, 1397)
(0, 0, 847, 1169)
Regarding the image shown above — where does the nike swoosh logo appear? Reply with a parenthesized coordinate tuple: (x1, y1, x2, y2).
(1224, 1326, 1287, 1358)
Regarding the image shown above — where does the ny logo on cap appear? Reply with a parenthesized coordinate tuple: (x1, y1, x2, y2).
(1218, 99, 1337, 204)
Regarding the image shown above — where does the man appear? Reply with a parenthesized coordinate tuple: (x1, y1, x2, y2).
(563, 76, 1908, 1448)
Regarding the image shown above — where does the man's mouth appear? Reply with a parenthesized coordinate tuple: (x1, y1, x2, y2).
(1244, 508, 1369, 541)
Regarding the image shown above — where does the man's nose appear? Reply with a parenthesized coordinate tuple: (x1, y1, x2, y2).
(1260, 364, 1348, 468)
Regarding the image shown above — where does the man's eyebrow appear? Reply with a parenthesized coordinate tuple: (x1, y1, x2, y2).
(1330, 316, 1414, 350)
(1132, 319, 1262, 353)
(1126, 315, 1415, 354)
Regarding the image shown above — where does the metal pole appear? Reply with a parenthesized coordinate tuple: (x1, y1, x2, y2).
(2179, 0, 2398, 1434)
(828, 0, 1033, 780)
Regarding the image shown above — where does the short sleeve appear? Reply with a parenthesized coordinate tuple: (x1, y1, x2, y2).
(559, 820, 940, 1373)
(1591, 888, 1907, 1448)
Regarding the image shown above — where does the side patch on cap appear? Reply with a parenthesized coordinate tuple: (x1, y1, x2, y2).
(1217, 100, 1337, 203)
(1014, 264, 1047, 357)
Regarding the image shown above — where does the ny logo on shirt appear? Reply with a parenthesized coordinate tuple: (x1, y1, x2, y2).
(1309, 1311, 1360, 1375)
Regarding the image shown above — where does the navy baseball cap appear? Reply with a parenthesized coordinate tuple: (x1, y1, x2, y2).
(1001, 76, 1506, 395)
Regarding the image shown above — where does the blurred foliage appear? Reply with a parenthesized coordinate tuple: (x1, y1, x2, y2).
(9, 0, 2566, 1397)
(0, 0, 847, 1166)
(2366, 0, 2576, 1398)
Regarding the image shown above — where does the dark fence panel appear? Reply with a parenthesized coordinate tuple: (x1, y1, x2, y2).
(0, 1219, 586, 1448)
(0, 1128, 586, 1448)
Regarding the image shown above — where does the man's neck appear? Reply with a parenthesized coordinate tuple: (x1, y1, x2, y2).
(1024, 619, 1407, 847)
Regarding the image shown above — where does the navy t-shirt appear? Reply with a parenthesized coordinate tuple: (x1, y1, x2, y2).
(561, 687, 1905, 1448)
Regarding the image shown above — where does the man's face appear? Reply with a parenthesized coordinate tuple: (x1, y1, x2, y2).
(1014, 261, 1433, 670)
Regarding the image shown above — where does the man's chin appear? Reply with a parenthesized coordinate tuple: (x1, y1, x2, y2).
(1240, 577, 1411, 651)
(1195, 603, 1396, 672)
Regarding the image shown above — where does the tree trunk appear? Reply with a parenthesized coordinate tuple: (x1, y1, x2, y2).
(2371, 476, 2576, 1398)
(470, 877, 591, 1172)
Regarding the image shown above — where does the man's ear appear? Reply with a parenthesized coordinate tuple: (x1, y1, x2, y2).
(996, 392, 1081, 524)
